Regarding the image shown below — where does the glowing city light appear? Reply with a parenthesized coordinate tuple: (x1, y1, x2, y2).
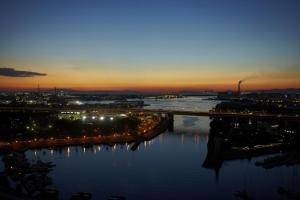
(75, 100, 83, 105)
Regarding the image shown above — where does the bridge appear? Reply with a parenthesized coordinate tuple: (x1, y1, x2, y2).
(0, 106, 299, 120)
(136, 108, 299, 119)
(136, 108, 300, 132)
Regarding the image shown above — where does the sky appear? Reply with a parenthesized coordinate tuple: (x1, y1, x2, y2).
(0, 0, 300, 92)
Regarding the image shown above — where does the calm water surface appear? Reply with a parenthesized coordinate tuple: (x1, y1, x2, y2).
(143, 96, 219, 112)
(1, 97, 299, 199)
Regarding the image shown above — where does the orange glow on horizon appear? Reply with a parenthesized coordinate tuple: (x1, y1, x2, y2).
(1, 63, 300, 92)
(1, 82, 299, 92)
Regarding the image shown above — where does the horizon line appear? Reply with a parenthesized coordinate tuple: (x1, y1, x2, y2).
(1, 86, 299, 93)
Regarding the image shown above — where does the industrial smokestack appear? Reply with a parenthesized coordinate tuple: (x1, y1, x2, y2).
(237, 80, 242, 95)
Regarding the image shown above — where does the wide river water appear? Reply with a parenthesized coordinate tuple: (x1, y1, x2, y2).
(1, 97, 299, 199)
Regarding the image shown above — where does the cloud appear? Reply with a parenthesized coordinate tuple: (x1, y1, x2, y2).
(0, 67, 47, 77)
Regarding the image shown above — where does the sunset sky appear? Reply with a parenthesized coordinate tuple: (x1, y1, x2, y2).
(1, 0, 300, 92)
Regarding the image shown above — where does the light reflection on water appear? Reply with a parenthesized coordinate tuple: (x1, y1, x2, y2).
(22, 115, 300, 200)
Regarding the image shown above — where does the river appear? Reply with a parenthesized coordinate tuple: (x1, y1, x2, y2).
(1, 97, 299, 200)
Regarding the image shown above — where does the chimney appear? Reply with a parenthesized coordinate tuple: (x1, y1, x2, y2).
(237, 80, 242, 96)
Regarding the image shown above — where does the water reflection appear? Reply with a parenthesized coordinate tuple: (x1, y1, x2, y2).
(182, 116, 199, 127)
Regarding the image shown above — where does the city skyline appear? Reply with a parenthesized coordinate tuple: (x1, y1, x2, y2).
(1, 0, 300, 92)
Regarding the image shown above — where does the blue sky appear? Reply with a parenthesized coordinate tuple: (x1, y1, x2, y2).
(1, 0, 300, 90)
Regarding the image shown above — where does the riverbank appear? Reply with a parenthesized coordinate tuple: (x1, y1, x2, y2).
(255, 149, 300, 169)
(0, 117, 169, 152)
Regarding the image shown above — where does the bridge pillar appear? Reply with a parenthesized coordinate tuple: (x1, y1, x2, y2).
(167, 113, 174, 132)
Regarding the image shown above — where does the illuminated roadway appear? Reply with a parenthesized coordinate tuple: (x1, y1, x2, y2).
(0, 106, 299, 120)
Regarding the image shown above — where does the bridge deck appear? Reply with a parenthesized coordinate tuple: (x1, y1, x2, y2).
(0, 106, 299, 120)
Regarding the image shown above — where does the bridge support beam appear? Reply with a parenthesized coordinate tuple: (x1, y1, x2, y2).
(167, 113, 174, 132)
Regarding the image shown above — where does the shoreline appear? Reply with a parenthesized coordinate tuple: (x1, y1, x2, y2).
(0, 117, 169, 152)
